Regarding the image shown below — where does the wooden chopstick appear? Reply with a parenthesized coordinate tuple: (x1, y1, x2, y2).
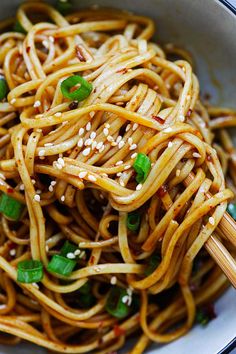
(184, 173, 236, 288)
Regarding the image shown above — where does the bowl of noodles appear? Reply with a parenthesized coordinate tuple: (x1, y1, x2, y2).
(0, 0, 235, 354)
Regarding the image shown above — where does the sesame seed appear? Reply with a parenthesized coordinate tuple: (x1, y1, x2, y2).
(82, 147, 91, 156)
(122, 295, 129, 304)
(54, 112, 62, 117)
(116, 136, 122, 143)
(99, 145, 105, 153)
(127, 287, 133, 296)
(132, 123, 139, 131)
(66, 252, 76, 259)
(57, 157, 65, 166)
(128, 137, 133, 145)
(31, 179, 36, 185)
(74, 249, 81, 256)
(163, 127, 172, 133)
(79, 128, 84, 136)
(105, 123, 110, 128)
(136, 183, 142, 191)
(94, 266, 101, 272)
(19, 184, 25, 191)
(33, 100, 41, 108)
(42, 40, 49, 48)
(62, 121, 68, 126)
(124, 165, 131, 170)
(129, 143, 137, 150)
(96, 142, 103, 150)
(90, 131, 96, 139)
(116, 160, 123, 166)
(9, 249, 16, 256)
(92, 141, 97, 150)
(77, 138, 84, 147)
(125, 124, 131, 132)
(111, 141, 117, 146)
(88, 174, 97, 182)
(10, 98, 16, 104)
(49, 36, 54, 43)
(0, 173, 5, 180)
(107, 135, 114, 142)
(61, 195, 65, 202)
(176, 169, 181, 177)
(131, 152, 137, 159)
(49, 185, 54, 192)
(31, 283, 39, 289)
(110, 276, 117, 285)
(89, 111, 95, 118)
(38, 149, 45, 157)
(51, 181, 56, 186)
(168, 142, 173, 148)
(86, 122, 91, 131)
(46, 245, 49, 252)
(79, 171, 87, 179)
(209, 217, 215, 226)
(103, 128, 109, 136)
(117, 172, 122, 177)
(119, 180, 125, 187)
(193, 152, 201, 158)
(34, 194, 41, 202)
(179, 115, 185, 122)
(118, 141, 125, 149)
(44, 143, 53, 147)
(85, 138, 93, 146)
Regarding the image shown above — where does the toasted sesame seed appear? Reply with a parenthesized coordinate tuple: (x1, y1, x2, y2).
(86, 122, 91, 131)
(99, 145, 105, 153)
(9, 249, 16, 256)
(44, 143, 53, 147)
(131, 152, 137, 159)
(31, 283, 39, 289)
(34, 194, 41, 202)
(103, 127, 109, 136)
(38, 149, 45, 157)
(129, 143, 137, 150)
(128, 137, 133, 145)
(42, 40, 49, 48)
(31, 179, 36, 185)
(46, 245, 49, 252)
(74, 249, 81, 256)
(49, 185, 54, 192)
(168, 142, 173, 148)
(110, 276, 117, 285)
(94, 266, 101, 272)
(117, 172, 122, 177)
(90, 131, 96, 139)
(19, 184, 25, 191)
(179, 115, 185, 122)
(116, 136, 122, 143)
(79, 128, 84, 136)
(107, 135, 114, 142)
(176, 169, 181, 177)
(209, 217, 215, 226)
(33, 100, 41, 108)
(119, 180, 125, 187)
(105, 123, 110, 128)
(88, 174, 97, 182)
(61, 195, 65, 202)
(132, 123, 139, 131)
(116, 160, 123, 166)
(122, 295, 129, 304)
(136, 183, 142, 191)
(193, 152, 201, 158)
(118, 141, 125, 149)
(111, 141, 117, 146)
(10, 98, 16, 104)
(51, 181, 56, 186)
(57, 157, 65, 166)
(49, 36, 54, 43)
(163, 127, 172, 133)
(124, 165, 131, 170)
(55, 112, 62, 117)
(67, 252, 76, 259)
(77, 138, 84, 147)
(125, 124, 131, 132)
(89, 111, 95, 118)
(96, 141, 103, 150)
(85, 138, 93, 146)
(83, 147, 91, 156)
(79, 171, 87, 179)
(92, 141, 97, 150)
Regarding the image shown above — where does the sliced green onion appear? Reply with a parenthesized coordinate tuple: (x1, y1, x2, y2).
(0, 193, 23, 221)
(196, 304, 216, 326)
(60, 241, 77, 257)
(227, 203, 236, 220)
(106, 286, 130, 319)
(13, 21, 27, 34)
(61, 75, 93, 101)
(127, 212, 141, 232)
(56, 0, 72, 15)
(17, 260, 43, 283)
(145, 254, 161, 276)
(47, 254, 76, 276)
(0, 78, 9, 101)
(133, 153, 151, 184)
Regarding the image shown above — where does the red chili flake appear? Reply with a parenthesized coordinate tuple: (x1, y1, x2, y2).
(152, 115, 165, 124)
(116, 68, 128, 74)
(26, 46, 31, 53)
(90, 255, 95, 265)
(75, 45, 86, 62)
(157, 184, 168, 198)
(207, 154, 213, 162)
(113, 324, 125, 337)
(69, 101, 79, 110)
(187, 109, 192, 117)
(7, 188, 14, 194)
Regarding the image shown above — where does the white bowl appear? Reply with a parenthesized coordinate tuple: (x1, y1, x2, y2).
(0, 1, 235, 353)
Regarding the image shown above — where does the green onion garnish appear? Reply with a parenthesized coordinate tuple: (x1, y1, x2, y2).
(47, 254, 76, 276)
(13, 21, 27, 34)
(0, 78, 9, 101)
(56, 0, 72, 15)
(196, 304, 216, 326)
(227, 203, 236, 220)
(60, 241, 78, 257)
(133, 153, 151, 184)
(17, 260, 43, 283)
(145, 254, 161, 276)
(105, 286, 131, 319)
(127, 212, 141, 232)
(0, 193, 23, 221)
(61, 75, 93, 102)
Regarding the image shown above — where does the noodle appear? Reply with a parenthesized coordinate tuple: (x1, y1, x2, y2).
(0, 2, 234, 353)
